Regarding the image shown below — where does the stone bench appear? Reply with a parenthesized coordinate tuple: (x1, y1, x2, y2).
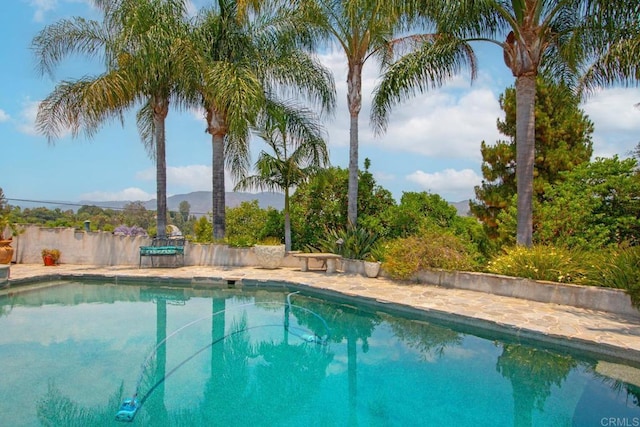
(139, 237, 185, 268)
(292, 253, 342, 274)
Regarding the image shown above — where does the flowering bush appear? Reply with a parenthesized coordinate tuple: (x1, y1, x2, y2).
(383, 228, 477, 280)
(486, 245, 590, 284)
(113, 225, 148, 237)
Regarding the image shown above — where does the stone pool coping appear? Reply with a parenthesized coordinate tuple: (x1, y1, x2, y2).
(5, 263, 640, 365)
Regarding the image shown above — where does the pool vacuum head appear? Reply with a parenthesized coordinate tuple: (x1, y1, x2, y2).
(115, 398, 139, 422)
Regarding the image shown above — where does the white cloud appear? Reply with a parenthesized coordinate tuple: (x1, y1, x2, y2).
(79, 187, 154, 202)
(377, 88, 501, 159)
(406, 168, 481, 201)
(27, 0, 57, 22)
(17, 99, 42, 136)
(16, 98, 73, 138)
(318, 49, 502, 160)
(167, 165, 211, 188)
(190, 106, 205, 120)
(582, 87, 640, 158)
(0, 109, 9, 122)
(583, 87, 640, 132)
(373, 170, 396, 183)
(136, 165, 236, 192)
(185, 0, 198, 17)
(27, 0, 98, 22)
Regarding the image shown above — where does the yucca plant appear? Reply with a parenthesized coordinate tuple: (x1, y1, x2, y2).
(313, 225, 379, 260)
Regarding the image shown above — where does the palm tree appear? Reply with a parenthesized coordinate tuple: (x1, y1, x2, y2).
(188, 0, 335, 241)
(300, 0, 420, 227)
(32, 0, 193, 238)
(374, 0, 634, 246)
(234, 102, 330, 251)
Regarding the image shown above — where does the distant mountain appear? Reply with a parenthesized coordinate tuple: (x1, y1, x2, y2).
(78, 191, 285, 216)
(31, 192, 471, 217)
(451, 200, 472, 217)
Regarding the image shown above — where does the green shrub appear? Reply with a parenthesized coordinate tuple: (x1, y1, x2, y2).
(486, 245, 591, 284)
(257, 236, 282, 245)
(383, 229, 477, 280)
(590, 246, 640, 307)
(192, 216, 213, 243)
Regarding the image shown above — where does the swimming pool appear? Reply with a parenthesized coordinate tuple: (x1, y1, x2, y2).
(1, 280, 639, 426)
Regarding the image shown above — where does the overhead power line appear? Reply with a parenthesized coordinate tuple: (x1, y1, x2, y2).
(7, 197, 212, 216)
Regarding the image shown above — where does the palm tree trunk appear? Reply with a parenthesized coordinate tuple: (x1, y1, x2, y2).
(207, 107, 228, 241)
(212, 132, 226, 241)
(347, 62, 363, 227)
(154, 99, 169, 239)
(515, 75, 536, 247)
(284, 187, 291, 251)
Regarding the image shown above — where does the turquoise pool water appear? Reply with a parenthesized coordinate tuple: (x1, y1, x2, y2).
(1, 280, 639, 426)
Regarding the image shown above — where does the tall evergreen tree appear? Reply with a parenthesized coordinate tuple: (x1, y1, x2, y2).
(471, 76, 594, 238)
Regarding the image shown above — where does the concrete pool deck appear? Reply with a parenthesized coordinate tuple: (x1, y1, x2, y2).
(5, 263, 640, 365)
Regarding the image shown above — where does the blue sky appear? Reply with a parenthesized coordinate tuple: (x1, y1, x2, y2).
(1, 0, 639, 208)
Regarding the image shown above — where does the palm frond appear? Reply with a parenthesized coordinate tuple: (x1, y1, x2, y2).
(371, 36, 477, 134)
(225, 132, 252, 183)
(35, 70, 135, 143)
(256, 38, 336, 116)
(136, 101, 156, 159)
(32, 17, 111, 77)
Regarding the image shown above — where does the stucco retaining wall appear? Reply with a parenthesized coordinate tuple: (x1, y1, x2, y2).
(10, 225, 305, 268)
(415, 269, 640, 319)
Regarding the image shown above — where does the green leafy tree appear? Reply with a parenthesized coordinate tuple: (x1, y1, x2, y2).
(122, 201, 153, 230)
(0, 188, 20, 240)
(381, 191, 459, 239)
(632, 142, 640, 163)
(32, 0, 194, 238)
(188, 1, 335, 241)
(471, 76, 594, 238)
(178, 201, 190, 223)
(355, 158, 396, 236)
(290, 167, 348, 249)
(170, 200, 195, 237)
(225, 201, 279, 247)
(234, 102, 329, 251)
(290, 161, 394, 250)
(376, 0, 631, 246)
(193, 215, 213, 243)
(533, 156, 640, 249)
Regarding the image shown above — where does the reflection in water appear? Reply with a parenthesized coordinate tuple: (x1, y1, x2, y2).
(317, 301, 379, 427)
(3, 282, 640, 426)
(37, 380, 124, 426)
(497, 344, 576, 427)
(148, 298, 168, 423)
(386, 315, 462, 359)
